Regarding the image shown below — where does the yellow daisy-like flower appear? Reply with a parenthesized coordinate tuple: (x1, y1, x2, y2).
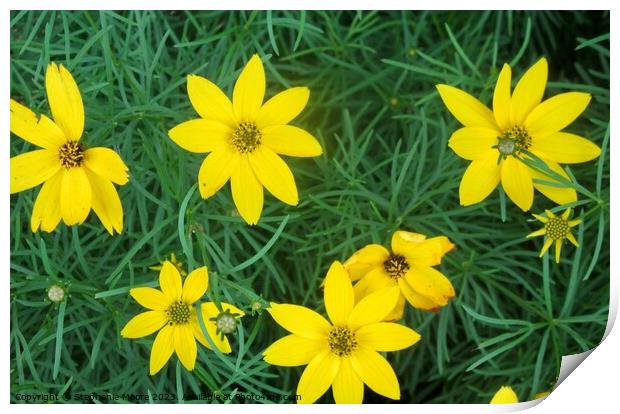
(490, 385, 519, 404)
(10, 63, 129, 234)
(168, 54, 323, 225)
(437, 57, 601, 211)
(263, 261, 421, 404)
(526, 208, 580, 263)
(345, 230, 455, 320)
(121, 261, 244, 375)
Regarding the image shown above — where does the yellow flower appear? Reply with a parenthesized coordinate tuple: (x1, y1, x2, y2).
(263, 261, 420, 404)
(121, 261, 244, 375)
(168, 54, 323, 225)
(527, 208, 580, 263)
(490, 385, 519, 404)
(345, 230, 455, 320)
(437, 58, 601, 211)
(10, 63, 129, 234)
(149, 252, 187, 277)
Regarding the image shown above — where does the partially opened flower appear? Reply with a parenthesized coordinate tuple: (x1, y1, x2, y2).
(263, 261, 421, 404)
(345, 230, 455, 320)
(527, 208, 580, 263)
(121, 261, 244, 375)
(10, 63, 129, 234)
(168, 54, 323, 225)
(437, 57, 601, 211)
(490, 385, 519, 404)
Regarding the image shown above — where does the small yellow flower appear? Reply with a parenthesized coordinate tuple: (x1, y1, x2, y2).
(263, 261, 421, 404)
(10, 63, 129, 234)
(168, 54, 323, 225)
(121, 261, 244, 375)
(149, 253, 187, 277)
(527, 208, 580, 263)
(437, 58, 601, 212)
(345, 230, 455, 320)
(490, 385, 519, 404)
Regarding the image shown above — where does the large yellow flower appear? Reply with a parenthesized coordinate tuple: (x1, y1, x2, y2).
(263, 261, 421, 404)
(437, 58, 601, 211)
(345, 230, 455, 320)
(168, 54, 323, 225)
(121, 261, 244, 375)
(10, 63, 128, 234)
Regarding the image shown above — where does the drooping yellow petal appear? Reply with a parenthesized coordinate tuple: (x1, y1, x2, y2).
(493, 64, 512, 130)
(263, 334, 327, 367)
(231, 155, 263, 225)
(297, 350, 340, 404)
(197, 149, 240, 199)
(83, 167, 123, 234)
(60, 167, 92, 225)
(501, 156, 534, 212)
(554, 240, 563, 263)
(159, 261, 182, 302)
(404, 266, 455, 307)
(344, 244, 390, 282)
(352, 267, 395, 303)
(510, 58, 548, 125)
(539, 238, 554, 257)
(332, 357, 364, 404)
(168, 119, 231, 154)
(120, 310, 168, 339)
(255, 87, 309, 129)
(458, 149, 501, 206)
(181, 266, 209, 304)
(350, 346, 400, 400)
(10, 149, 60, 194)
(403, 236, 455, 267)
(249, 146, 298, 206)
(448, 127, 500, 161)
(525, 92, 591, 138)
(435, 84, 498, 130)
(530, 158, 577, 205)
(261, 125, 323, 157)
(150, 324, 175, 375)
(174, 324, 197, 371)
(267, 303, 331, 339)
(566, 232, 579, 247)
(348, 286, 400, 330)
(130, 287, 169, 310)
(45, 63, 84, 141)
(10, 99, 66, 149)
(186, 74, 237, 128)
(490, 386, 519, 404)
(324, 261, 354, 326)
(83, 147, 129, 185)
(356, 322, 421, 352)
(232, 54, 265, 122)
(398, 278, 439, 311)
(531, 132, 601, 164)
(30, 170, 63, 232)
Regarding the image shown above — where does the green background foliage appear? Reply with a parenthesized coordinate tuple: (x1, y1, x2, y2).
(10, 10, 610, 404)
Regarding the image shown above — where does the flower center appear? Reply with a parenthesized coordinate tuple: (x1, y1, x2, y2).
(215, 312, 237, 334)
(231, 122, 262, 153)
(167, 302, 191, 325)
(58, 140, 85, 168)
(383, 254, 410, 280)
(497, 126, 532, 156)
(545, 217, 570, 240)
(328, 327, 357, 357)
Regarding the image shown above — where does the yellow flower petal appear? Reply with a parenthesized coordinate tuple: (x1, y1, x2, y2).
(404, 266, 455, 307)
(530, 158, 577, 205)
(120, 310, 167, 339)
(267, 303, 331, 339)
(10, 149, 60, 194)
(60, 167, 92, 225)
(45, 63, 84, 141)
(261, 125, 323, 157)
(352, 267, 394, 303)
(344, 244, 389, 282)
(187, 74, 236, 128)
(255, 86, 309, 129)
(554, 239, 563, 263)
(30, 170, 63, 232)
(159, 261, 182, 302)
(561, 208, 571, 220)
(383, 295, 406, 322)
(197, 149, 240, 199)
(263, 334, 326, 367)
(436, 84, 498, 130)
(201, 301, 246, 319)
(324, 261, 354, 326)
(332, 357, 364, 404)
(532, 132, 601, 164)
(448, 127, 500, 161)
(181, 266, 209, 304)
(297, 350, 340, 404)
(356, 322, 421, 352)
(539, 237, 554, 257)
(231, 155, 263, 225)
(525, 92, 591, 138)
(249, 146, 298, 206)
(510, 57, 547, 125)
(174, 324, 197, 371)
(490, 386, 519, 404)
(232, 54, 265, 122)
(526, 228, 547, 238)
(348, 286, 400, 330)
(398, 278, 439, 311)
(168, 119, 231, 154)
(501, 156, 534, 211)
(83, 167, 123, 234)
(493, 64, 512, 130)
(458, 149, 501, 206)
(391, 231, 426, 255)
(150, 324, 175, 375)
(403, 236, 455, 267)
(350, 346, 400, 400)
(83, 147, 129, 185)
(130, 287, 169, 310)
(10, 99, 65, 149)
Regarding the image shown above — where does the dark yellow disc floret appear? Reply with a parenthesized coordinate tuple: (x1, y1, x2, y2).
(167, 302, 191, 325)
(384, 254, 410, 280)
(545, 217, 571, 240)
(231, 122, 262, 153)
(58, 140, 85, 168)
(328, 327, 357, 356)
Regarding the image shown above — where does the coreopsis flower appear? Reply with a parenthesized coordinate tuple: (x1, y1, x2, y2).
(436, 58, 601, 211)
(263, 261, 420, 404)
(526, 208, 580, 263)
(168, 54, 323, 225)
(490, 386, 519, 404)
(10, 63, 129, 234)
(345, 230, 455, 320)
(121, 261, 244, 375)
